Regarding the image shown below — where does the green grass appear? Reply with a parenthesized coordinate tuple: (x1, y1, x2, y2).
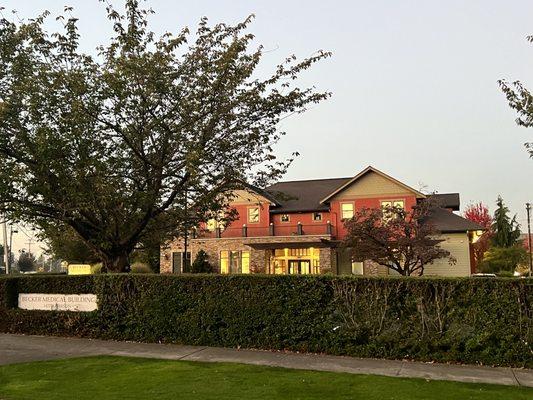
(0, 356, 531, 400)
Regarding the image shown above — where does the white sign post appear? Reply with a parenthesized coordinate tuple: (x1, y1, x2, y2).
(18, 294, 98, 312)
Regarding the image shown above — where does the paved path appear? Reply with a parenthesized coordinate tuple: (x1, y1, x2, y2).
(1, 334, 532, 388)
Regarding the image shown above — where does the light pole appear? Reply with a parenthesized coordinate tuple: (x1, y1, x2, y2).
(527, 203, 532, 278)
(2, 217, 8, 274)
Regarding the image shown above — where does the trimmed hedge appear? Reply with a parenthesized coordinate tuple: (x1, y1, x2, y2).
(0, 274, 531, 367)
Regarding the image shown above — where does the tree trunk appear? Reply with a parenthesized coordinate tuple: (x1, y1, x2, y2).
(103, 252, 131, 273)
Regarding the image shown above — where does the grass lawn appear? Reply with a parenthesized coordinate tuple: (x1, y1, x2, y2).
(0, 356, 531, 400)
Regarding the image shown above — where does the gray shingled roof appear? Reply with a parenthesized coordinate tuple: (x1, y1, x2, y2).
(266, 177, 351, 213)
(429, 193, 460, 211)
(264, 178, 481, 233)
(427, 207, 484, 232)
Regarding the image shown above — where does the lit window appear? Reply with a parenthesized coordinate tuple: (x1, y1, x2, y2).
(313, 212, 322, 222)
(206, 219, 217, 231)
(220, 250, 250, 274)
(341, 203, 354, 219)
(248, 207, 260, 223)
(381, 200, 405, 221)
(280, 214, 290, 223)
(351, 261, 364, 275)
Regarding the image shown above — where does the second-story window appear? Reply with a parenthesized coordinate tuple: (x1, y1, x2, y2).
(248, 206, 260, 223)
(312, 212, 322, 222)
(381, 200, 405, 221)
(341, 203, 354, 219)
(280, 214, 290, 223)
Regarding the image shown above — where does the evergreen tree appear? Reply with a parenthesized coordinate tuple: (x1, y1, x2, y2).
(491, 196, 521, 248)
(190, 250, 213, 273)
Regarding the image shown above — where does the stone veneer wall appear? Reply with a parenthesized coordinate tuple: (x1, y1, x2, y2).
(161, 235, 333, 274)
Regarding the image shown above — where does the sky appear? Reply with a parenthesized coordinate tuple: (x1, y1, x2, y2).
(2, 0, 533, 257)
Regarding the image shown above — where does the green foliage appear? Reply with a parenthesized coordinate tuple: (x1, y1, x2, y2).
(479, 245, 528, 273)
(491, 196, 521, 248)
(38, 222, 100, 264)
(0, 275, 531, 367)
(130, 262, 152, 274)
(91, 263, 104, 274)
(190, 250, 213, 273)
(0, 1, 330, 272)
(16, 252, 37, 272)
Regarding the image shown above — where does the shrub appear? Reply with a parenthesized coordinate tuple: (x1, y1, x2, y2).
(190, 250, 213, 273)
(130, 262, 152, 274)
(91, 263, 103, 274)
(0, 275, 531, 367)
(478, 245, 528, 273)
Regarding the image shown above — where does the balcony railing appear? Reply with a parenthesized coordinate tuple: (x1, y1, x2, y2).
(196, 222, 335, 239)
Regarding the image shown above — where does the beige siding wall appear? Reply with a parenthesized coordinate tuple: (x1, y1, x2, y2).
(228, 189, 270, 205)
(332, 171, 413, 200)
(425, 233, 471, 277)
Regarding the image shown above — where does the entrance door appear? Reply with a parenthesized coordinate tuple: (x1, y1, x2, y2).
(288, 260, 311, 275)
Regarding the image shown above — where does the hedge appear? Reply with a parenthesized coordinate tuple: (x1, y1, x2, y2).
(0, 274, 531, 367)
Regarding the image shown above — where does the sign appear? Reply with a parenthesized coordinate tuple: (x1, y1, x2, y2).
(68, 264, 92, 275)
(18, 293, 98, 312)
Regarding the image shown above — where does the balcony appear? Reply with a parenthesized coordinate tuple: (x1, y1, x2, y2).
(196, 222, 335, 239)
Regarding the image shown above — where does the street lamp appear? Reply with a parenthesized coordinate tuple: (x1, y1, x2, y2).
(526, 203, 532, 278)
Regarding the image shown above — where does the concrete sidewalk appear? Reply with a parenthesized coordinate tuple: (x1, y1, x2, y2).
(1, 333, 532, 388)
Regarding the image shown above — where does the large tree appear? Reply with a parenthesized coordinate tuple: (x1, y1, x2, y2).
(0, 1, 330, 271)
(342, 202, 455, 276)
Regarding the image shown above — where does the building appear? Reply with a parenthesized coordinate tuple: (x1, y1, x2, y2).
(160, 166, 483, 276)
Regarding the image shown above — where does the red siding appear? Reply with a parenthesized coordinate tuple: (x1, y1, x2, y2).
(330, 195, 418, 239)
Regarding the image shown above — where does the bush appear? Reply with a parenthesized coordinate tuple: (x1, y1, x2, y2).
(478, 245, 528, 273)
(0, 275, 531, 367)
(190, 250, 213, 273)
(130, 262, 152, 274)
(91, 263, 103, 274)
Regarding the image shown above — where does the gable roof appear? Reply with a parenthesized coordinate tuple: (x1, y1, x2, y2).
(266, 177, 351, 214)
(319, 166, 426, 204)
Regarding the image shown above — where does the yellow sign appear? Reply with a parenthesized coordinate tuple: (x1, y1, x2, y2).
(68, 264, 92, 275)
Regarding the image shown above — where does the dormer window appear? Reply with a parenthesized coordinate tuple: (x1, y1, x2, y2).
(280, 214, 290, 223)
(248, 206, 260, 223)
(313, 212, 323, 222)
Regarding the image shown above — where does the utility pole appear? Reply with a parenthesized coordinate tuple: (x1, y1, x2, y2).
(527, 203, 532, 278)
(2, 217, 8, 274)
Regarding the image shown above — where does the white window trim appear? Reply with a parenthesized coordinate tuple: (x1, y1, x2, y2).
(340, 202, 355, 220)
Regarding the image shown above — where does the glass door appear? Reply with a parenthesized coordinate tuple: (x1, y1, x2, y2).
(288, 260, 311, 275)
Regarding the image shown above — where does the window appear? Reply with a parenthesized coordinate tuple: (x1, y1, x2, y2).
(351, 261, 364, 275)
(341, 202, 354, 219)
(248, 207, 260, 223)
(289, 248, 311, 257)
(312, 212, 323, 222)
(280, 214, 290, 223)
(381, 200, 405, 221)
(220, 251, 250, 274)
(172, 252, 191, 273)
(381, 200, 405, 210)
(206, 219, 217, 231)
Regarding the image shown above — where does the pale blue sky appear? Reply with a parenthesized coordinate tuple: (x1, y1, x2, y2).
(3, 0, 533, 255)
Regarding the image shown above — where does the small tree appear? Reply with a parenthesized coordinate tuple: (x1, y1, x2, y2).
(478, 245, 527, 274)
(463, 202, 492, 265)
(17, 251, 37, 272)
(190, 250, 213, 273)
(343, 202, 455, 276)
(491, 196, 520, 248)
